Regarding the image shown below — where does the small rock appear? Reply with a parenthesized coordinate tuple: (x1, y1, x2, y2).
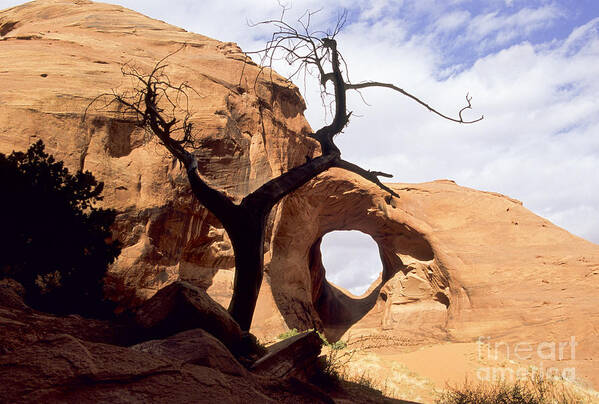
(0, 279, 28, 310)
(131, 328, 247, 376)
(135, 281, 242, 351)
(251, 330, 322, 380)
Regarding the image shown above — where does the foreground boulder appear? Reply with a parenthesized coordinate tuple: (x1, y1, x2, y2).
(0, 281, 354, 403)
(135, 281, 242, 351)
(251, 331, 322, 380)
(0, 333, 277, 403)
(131, 328, 247, 377)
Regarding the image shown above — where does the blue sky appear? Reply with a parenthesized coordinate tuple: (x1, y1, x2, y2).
(385, 1, 597, 70)
(2, 0, 599, 294)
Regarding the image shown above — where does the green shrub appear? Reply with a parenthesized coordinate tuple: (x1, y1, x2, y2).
(277, 328, 300, 340)
(315, 330, 346, 349)
(0, 140, 121, 317)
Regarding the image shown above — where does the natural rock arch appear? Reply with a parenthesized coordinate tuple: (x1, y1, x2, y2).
(267, 169, 450, 341)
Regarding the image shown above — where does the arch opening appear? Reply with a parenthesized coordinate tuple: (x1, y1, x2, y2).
(320, 230, 383, 297)
(308, 227, 445, 342)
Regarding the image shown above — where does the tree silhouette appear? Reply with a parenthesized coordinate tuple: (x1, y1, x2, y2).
(0, 140, 121, 317)
(94, 12, 481, 331)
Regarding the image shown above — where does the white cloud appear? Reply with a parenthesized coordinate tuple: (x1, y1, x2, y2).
(435, 10, 471, 32)
(465, 5, 563, 50)
(321, 231, 382, 295)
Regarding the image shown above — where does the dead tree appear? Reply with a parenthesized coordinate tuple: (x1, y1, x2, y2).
(249, 9, 481, 195)
(93, 12, 481, 331)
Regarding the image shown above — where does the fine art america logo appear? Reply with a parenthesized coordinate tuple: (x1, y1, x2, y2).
(476, 336, 576, 382)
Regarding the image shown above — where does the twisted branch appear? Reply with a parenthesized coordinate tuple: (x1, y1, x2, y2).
(345, 83, 483, 124)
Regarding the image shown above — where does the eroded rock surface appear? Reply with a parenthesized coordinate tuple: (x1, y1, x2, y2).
(131, 328, 248, 377)
(0, 333, 266, 403)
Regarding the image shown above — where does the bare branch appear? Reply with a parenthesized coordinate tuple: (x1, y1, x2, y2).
(345, 82, 483, 124)
(245, 10, 404, 199)
(85, 47, 237, 219)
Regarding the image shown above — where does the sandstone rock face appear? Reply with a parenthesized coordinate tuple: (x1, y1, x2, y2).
(267, 171, 445, 342)
(0, 0, 317, 307)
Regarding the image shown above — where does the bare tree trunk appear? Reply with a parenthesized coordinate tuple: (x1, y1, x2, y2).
(224, 155, 337, 331)
(226, 213, 267, 331)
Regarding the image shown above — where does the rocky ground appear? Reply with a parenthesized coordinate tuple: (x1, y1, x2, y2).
(0, 279, 419, 403)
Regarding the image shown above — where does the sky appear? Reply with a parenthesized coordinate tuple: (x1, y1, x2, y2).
(2, 0, 598, 294)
